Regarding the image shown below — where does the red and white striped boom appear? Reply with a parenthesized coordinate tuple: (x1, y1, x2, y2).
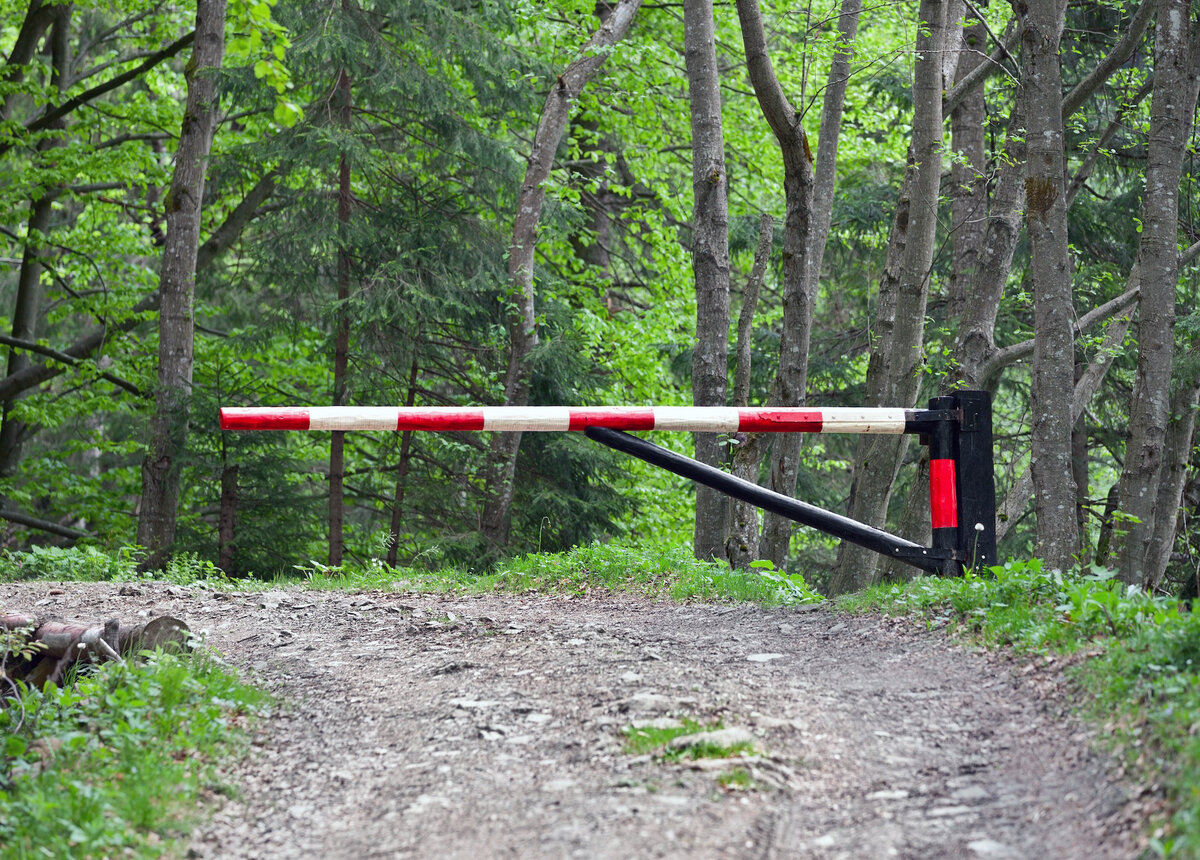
(218, 406, 916, 434)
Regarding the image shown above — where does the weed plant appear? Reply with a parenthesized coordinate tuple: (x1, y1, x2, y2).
(842, 559, 1199, 858)
(0, 649, 267, 859)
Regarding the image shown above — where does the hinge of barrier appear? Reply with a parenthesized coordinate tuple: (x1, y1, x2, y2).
(904, 408, 960, 435)
(886, 544, 962, 574)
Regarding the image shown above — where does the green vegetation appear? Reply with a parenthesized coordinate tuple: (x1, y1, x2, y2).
(621, 718, 756, 763)
(297, 541, 824, 606)
(842, 560, 1200, 858)
(0, 648, 267, 860)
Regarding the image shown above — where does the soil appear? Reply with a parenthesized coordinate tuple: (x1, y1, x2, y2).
(0, 581, 1148, 859)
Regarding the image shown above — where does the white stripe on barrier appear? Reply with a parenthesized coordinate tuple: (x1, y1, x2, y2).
(308, 407, 403, 431)
(483, 406, 572, 431)
(815, 408, 907, 434)
(653, 407, 741, 432)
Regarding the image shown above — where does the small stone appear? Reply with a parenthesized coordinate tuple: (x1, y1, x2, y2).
(968, 839, 1018, 857)
(951, 785, 991, 802)
(668, 727, 758, 753)
(746, 653, 785, 663)
(866, 789, 910, 801)
(541, 778, 576, 792)
(620, 671, 642, 683)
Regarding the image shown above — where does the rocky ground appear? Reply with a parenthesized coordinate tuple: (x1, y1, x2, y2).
(0, 581, 1147, 859)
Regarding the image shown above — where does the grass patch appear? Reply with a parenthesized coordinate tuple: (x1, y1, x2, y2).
(299, 541, 824, 607)
(0, 648, 267, 859)
(717, 767, 755, 791)
(842, 559, 1199, 857)
(622, 718, 756, 762)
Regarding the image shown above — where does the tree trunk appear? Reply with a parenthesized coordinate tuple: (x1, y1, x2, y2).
(386, 358, 419, 568)
(828, 0, 946, 595)
(880, 2, 983, 582)
(136, 0, 225, 570)
(1112, 0, 1197, 586)
(0, 3, 70, 482)
(329, 62, 352, 570)
(218, 464, 239, 573)
(480, 0, 642, 550)
(1145, 372, 1200, 588)
(683, 0, 732, 561)
(727, 214, 773, 569)
(945, 8, 987, 322)
(747, 0, 862, 567)
(1019, 0, 1077, 571)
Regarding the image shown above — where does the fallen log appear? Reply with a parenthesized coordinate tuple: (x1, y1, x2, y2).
(1, 613, 190, 689)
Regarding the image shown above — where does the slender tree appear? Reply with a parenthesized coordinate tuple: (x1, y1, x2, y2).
(828, 0, 947, 595)
(137, 0, 227, 568)
(1112, 0, 1198, 586)
(480, 0, 642, 549)
(683, 0, 732, 560)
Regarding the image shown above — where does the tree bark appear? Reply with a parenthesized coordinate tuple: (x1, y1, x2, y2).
(0, 3, 70, 482)
(1145, 372, 1200, 588)
(727, 214, 773, 569)
(828, 0, 946, 595)
(387, 358, 420, 568)
(329, 61, 352, 570)
(218, 464, 239, 573)
(1018, 0, 1077, 571)
(684, 0, 732, 561)
(137, 0, 226, 570)
(1112, 0, 1197, 586)
(738, 0, 861, 567)
(480, 0, 641, 550)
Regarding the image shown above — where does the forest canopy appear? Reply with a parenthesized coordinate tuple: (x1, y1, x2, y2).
(0, 0, 1196, 595)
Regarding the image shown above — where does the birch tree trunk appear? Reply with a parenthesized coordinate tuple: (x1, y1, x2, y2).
(1016, 0, 1077, 571)
(137, 0, 226, 569)
(684, 0, 732, 561)
(828, 0, 946, 595)
(1112, 0, 1198, 586)
(479, 0, 641, 549)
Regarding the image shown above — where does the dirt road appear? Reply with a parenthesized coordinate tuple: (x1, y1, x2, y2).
(0, 582, 1143, 859)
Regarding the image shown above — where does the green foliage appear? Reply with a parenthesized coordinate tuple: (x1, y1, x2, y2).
(843, 559, 1200, 855)
(0, 649, 267, 859)
(0, 545, 232, 588)
(621, 717, 754, 762)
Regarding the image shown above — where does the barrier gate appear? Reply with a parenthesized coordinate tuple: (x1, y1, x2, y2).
(220, 389, 997, 575)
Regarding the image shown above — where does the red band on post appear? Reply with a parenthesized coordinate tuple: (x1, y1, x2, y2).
(738, 410, 824, 432)
(396, 409, 485, 431)
(929, 458, 958, 529)
(220, 408, 310, 431)
(568, 409, 656, 431)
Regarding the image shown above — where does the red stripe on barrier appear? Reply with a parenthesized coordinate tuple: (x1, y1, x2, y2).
(396, 409, 485, 431)
(568, 408, 656, 431)
(220, 408, 311, 431)
(738, 410, 824, 432)
(929, 458, 958, 529)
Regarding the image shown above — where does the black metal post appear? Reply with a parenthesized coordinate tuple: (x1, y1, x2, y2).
(950, 390, 998, 569)
(585, 426, 956, 574)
